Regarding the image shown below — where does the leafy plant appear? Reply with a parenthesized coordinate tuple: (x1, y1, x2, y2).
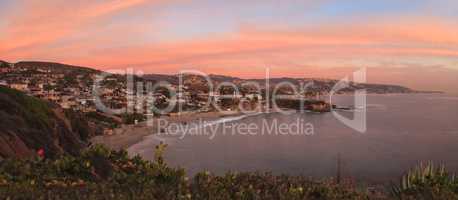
(391, 162, 458, 199)
(0, 145, 369, 200)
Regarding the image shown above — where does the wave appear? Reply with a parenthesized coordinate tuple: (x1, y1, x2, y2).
(128, 112, 266, 155)
(201, 115, 247, 127)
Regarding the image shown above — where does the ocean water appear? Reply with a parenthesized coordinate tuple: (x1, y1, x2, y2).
(128, 94, 458, 183)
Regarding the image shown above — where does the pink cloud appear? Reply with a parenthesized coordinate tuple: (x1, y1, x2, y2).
(56, 18, 458, 69)
(0, 0, 163, 56)
(1, 2, 457, 92)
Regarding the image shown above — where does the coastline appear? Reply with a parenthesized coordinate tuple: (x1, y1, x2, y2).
(90, 111, 243, 150)
(91, 108, 309, 151)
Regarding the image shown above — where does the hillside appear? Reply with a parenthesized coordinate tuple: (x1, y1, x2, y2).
(14, 61, 99, 74)
(0, 60, 8, 67)
(2, 59, 423, 94)
(0, 86, 91, 158)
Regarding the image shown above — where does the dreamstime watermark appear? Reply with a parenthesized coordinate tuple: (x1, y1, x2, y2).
(92, 67, 368, 139)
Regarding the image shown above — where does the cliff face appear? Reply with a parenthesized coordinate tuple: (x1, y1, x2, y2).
(0, 86, 89, 159)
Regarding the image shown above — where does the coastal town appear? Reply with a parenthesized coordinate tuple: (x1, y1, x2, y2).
(0, 61, 265, 116)
(0, 60, 418, 136)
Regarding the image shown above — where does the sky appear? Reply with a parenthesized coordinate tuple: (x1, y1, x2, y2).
(0, 0, 457, 93)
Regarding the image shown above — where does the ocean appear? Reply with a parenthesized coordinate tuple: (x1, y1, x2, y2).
(128, 93, 458, 183)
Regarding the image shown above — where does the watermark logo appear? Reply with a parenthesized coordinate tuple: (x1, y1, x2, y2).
(156, 118, 315, 140)
(92, 67, 368, 138)
(330, 68, 367, 133)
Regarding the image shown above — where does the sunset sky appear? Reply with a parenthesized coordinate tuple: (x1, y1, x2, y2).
(1, 0, 457, 93)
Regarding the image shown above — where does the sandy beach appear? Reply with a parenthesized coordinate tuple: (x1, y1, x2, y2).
(91, 111, 242, 150)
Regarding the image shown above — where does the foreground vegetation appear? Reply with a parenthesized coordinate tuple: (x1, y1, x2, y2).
(391, 162, 458, 199)
(0, 145, 457, 199)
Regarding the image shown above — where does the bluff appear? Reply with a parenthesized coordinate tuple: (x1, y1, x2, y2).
(0, 86, 91, 158)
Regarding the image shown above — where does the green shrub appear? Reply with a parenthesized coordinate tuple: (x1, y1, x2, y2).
(0, 145, 369, 200)
(120, 113, 147, 124)
(0, 86, 52, 129)
(391, 162, 458, 199)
